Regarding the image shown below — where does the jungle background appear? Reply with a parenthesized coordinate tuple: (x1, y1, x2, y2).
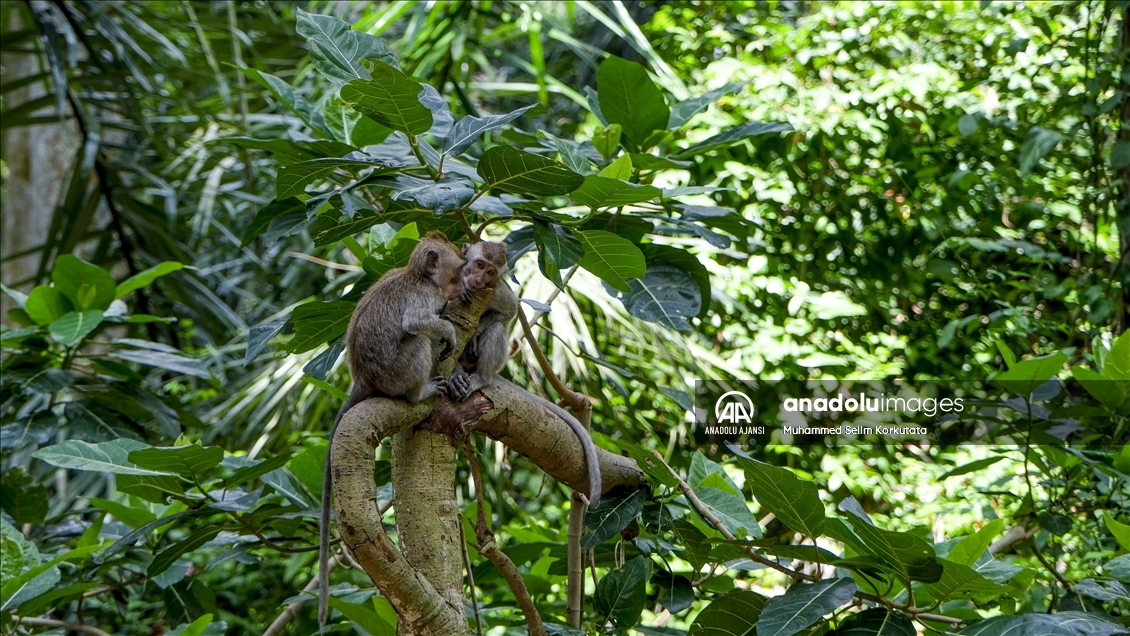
(1, 1, 1129, 635)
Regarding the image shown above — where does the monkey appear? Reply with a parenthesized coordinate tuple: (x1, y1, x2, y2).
(320, 230, 465, 625)
(446, 240, 603, 509)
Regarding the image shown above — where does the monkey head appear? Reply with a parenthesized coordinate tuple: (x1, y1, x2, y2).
(461, 241, 507, 294)
(413, 231, 466, 300)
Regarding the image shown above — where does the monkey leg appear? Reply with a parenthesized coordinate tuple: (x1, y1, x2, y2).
(379, 335, 448, 403)
(449, 322, 508, 401)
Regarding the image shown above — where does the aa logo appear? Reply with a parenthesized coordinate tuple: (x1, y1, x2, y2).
(715, 391, 755, 424)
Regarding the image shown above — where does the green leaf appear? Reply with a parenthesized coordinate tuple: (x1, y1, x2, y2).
(48, 311, 104, 346)
(32, 439, 169, 476)
(697, 487, 762, 538)
(323, 95, 390, 148)
(947, 519, 1004, 567)
(594, 556, 648, 629)
(392, 177, 475, 214)
(52, 254, 116, 311)
(244, 320, 286, 366)
(829, 608, 915, 636)
(668, 81, 749, 129)
(532, 221, 585, 289)
(90, 497, 157, 530)
(117, 474, 185, 504)
(314, 209, 382, 247)
(576, 230, 646, 294)
(1074, 366, 1126, 412)
(239, 67, 325, 131)
(617, 263, 701, 332)
(1106, 511, 1130, 551)
(341, 62, 432, 136)
(582, 491, 645, 550)
(276, 157, 393, 200)
(1107, 331, 1130, 380)
(654, 573, 694, 614)
(95, 511, 189, 563)
(0, 545, 99, 612)
(129, 445, 224, 480)
(115, 262, 185, 299)
(295, 9, 398, 83)
(593, 123, 622, 162)
(757, 579, 857, 636)
(478, 146, 583, 196)
(286, 300, 355, 354)
(599, 154, 632, 179)
(227, 452, 294, 489)
(148, 527, 221, 577)
(112, 347, 210, 379)
(740, 459, 824, 538)
(0, 468, 47, 525)
(939, 456, 1006, 479)
(443, 105, 540, 157)
(956, 612, 1127, 635)
(841, 514, 941, 582)
(640, 244, 711, 318)
(242, 198, 305, 246)
(25, 285, 69, 325)
(166, 615, 215, 636)
(1018, 126, 1064, 177)
(919, 559, 1009, 604)
(1112, 140, 1130, 170)
(327, 597, 395, 636)
(597, 56, 669, 150)
(571, 175, 662, 209)
(674, 121, 794, 158)
(995, 352, 1066, 395)
(688, 590, 766, 635)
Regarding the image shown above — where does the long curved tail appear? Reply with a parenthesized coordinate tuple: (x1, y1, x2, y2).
(496, 378, 602, 507)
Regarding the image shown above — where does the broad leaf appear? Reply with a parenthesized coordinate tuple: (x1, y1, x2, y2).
(829, 609, 915, 636)
(341, 62, 432, 135)
(417, 84, 453, 137)
(242, 198, 305, 246)
(327, 597, 395, 636)
(52, 254, 116, 311)
(0, 468, 47, 525)
(571, 175, 662, 209)
(227, 452, 294, 489)
(995, 352, 1067, 396)
(478, 146, 583, 196)
(112, 347, 210, 379)
(33, 439, 168, 476)
(532, 221, 585, 289)
(576, 230, 646, 294)
(697, 486, 762, 539)
(25, 285, 68, 325)
(295, 9, 398, 83)
(582, 491, 645, 550)
(740, 458, 824, 537)
(148, 527, 221, 577)
(1018, 126, 1064, 177)
(688, 590, 766, 635)
(597, 56, 669, 149)
(49, 311, 104, 347)
(286, 300, 355, 354)
(129, 445, 224, 480)
(116, 262, 184, 299)
(594, 556, 648, 629)
(244, 320, 286, 366)
(842, 514, 942, 582)
(947, 519, 1004, 566)
(90, 497, 157, 530)
(239, 67, 324, 131)
(443, 105, 540, 156)
(757, 579, 857, 636)
(391, 177, 475, 214)
(668, 80, 750, 129)
(276, 157, 392, 200)
(617, 263, 701, 332)
(675, 121, 794, 158)
(919, 559, 1008, 604)
(957, 612, 1128, 636)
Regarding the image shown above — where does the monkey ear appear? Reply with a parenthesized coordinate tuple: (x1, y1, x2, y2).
(425, 249, 440, 273)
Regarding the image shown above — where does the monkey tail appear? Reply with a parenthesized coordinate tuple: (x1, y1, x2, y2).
(320, 397, 357, 626)
(497, 378, 602, 508)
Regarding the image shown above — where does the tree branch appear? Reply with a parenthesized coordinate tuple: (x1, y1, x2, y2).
(12, 617, 112, 636)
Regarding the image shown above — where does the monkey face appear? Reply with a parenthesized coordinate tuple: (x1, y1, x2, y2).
(464, 255, 500, 293)
(442, 255, 466, 300)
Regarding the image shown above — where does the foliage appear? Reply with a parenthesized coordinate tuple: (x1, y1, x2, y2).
(0, 1, 1127, 635)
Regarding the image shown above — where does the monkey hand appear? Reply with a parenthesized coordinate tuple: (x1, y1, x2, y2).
(438, 336, 455, 361)
(460, 287, 474, 304)
(448, 369, 472, 401)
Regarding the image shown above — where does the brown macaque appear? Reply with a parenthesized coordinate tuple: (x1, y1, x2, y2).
(447, 240, 603, 508)
(320, 230, 465, 625)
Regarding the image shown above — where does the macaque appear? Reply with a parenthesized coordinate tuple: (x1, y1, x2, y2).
(320, 231, 465, 625)
(447, 240, 603, 508)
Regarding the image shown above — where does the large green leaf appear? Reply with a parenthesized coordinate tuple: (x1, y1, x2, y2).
(52, 254, 116, 311)
(841, 514, 942, 582)
(115, 262, 185, 299)
(286, 300, 355, 354)
(756, 579, 857, 636)
(946, 519, 1004, 566)
(1073, 366, 1126, 412)
(276, 157, 393, 200)
(582, 491, 645, 550)
(532, 221, 585, 288)
(327, 597, 395, 636)
(919, 559, 1008, 604)
(443, 104, 540, 156)
(740, 459, 824, 538)
(227, 452, 294, 489)
(597, 56, 669, 149)
(829, 609, 915, 636)
(129, 445, 224, 480)
(239, 67, 324, 131)
(995, 352, 1067, 396)
(697, 486, 762, 539)
(674, 121, 794, 158)
(341, 62, 432, 136)
(295, 9, 398, 83)
(668, 81, 750, 129)
(242, 198, 305, 246)
(617, 263, 701, 332)
(49, 311, 104, 346)
(90, 497, 157, 530)
(576, 230, 646, 294)
(594, 556, 648, 629)
(477, 146, 583, 196)
(957, 612, 1127, 635)
(25, 285, 69, 326)
(0, 468, 47, 525)
(148, 527, 221, 577)
(688, 590, 766, 636)
(571, 175, 662, 209)
(112, 345, 210, 379)
(33, 439, 169, 476)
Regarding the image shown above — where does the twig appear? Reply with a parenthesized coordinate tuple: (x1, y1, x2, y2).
(287, 251, 361, 271)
